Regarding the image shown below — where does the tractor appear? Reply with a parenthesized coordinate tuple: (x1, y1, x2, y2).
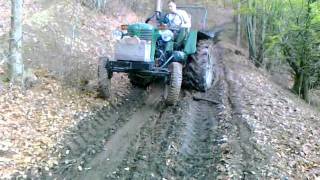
(98, 0, 219, 105)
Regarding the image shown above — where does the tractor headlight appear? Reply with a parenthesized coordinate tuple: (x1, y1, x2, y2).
(160, 30, 174, 42)
(112, 30, 123, 40)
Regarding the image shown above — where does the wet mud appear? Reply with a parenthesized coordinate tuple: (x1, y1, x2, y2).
(36, 44, 268, 179)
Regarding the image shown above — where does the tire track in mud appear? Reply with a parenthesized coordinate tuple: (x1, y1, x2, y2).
(77, 84, 164, 180)
(107, 95, 224, 179)
(49, 85, 162, 179)
(173, 45, 226, 179)
(107, 45, 227, 179)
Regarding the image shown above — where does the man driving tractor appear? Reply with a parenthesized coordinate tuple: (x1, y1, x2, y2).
(146, 0, 191, 32)
(165, 1, 191, 30)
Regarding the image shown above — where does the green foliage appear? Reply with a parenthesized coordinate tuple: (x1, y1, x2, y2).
(237, 0, 320, 101)
(278, 0, 319, 100)
(311, 2, 320, 23)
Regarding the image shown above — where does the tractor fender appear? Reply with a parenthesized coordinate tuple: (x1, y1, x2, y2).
(184, 30, 197, 55)
(183, 28, 223, 55)
(197, 27, 223, 42)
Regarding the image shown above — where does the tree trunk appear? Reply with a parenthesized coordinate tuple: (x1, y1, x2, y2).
(256, 0, 267, 68)
(95, 0, 106, 10)
(252, 1, 257, 59)
(292, 72, 310, 102)
(9, 0, 24, 83)
(236, 2, 241, 46)
(246, 0, 257, 62)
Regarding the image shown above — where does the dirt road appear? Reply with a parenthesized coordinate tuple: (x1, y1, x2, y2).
(29, 44, 265, 179)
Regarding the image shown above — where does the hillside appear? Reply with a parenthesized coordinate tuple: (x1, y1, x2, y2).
(0, 0, 319, 179)
(221, 43, 320, 178)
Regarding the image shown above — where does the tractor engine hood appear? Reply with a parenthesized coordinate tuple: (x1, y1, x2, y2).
(128, 23, 155, 34)
(127, 23, 156, 43)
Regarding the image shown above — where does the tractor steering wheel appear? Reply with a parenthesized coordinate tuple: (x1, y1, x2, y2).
(163, 13, 183, 31)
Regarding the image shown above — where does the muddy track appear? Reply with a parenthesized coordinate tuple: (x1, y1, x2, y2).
(48, 86, 151, 179)
(105, 81, 226, 179)
(37, 43, 267, 179)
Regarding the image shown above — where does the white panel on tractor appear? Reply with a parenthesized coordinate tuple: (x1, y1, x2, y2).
(115, 37, 151, 62)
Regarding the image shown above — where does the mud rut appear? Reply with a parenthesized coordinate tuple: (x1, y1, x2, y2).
(40, 45, 263, 179)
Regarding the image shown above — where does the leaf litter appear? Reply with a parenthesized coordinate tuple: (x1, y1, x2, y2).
(0, 69, 107, 178)
(222, 42, 320, 179)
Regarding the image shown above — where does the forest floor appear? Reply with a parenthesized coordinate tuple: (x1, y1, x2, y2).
(1, 0, 320, 179)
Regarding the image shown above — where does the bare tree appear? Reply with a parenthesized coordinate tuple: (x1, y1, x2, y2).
(8, 0, 24, 84)
(236, 1, 241, 46)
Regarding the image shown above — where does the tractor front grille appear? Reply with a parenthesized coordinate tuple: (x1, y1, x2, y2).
(128, 29, 153, 41)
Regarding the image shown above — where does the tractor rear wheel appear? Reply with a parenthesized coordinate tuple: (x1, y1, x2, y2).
(98, 58, 111, 98)
(164, 62, 182, 105)
(184, 40, 216, 91)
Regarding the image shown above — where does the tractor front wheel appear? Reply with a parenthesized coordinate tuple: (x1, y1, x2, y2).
(164, 62, 183, 105)
(98, 58, 111, 98)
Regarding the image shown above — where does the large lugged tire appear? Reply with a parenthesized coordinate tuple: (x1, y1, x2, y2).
(128, 73, 152, 88)
(183, 40, 216, 91)
(98, 58, 111, 98)
(164, 62, 183, 105)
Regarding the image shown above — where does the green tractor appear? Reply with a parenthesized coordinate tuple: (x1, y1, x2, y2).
(98, 2, 219, 105)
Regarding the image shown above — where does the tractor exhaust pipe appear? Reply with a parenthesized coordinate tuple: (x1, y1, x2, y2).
(156, 0, 162, 12)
